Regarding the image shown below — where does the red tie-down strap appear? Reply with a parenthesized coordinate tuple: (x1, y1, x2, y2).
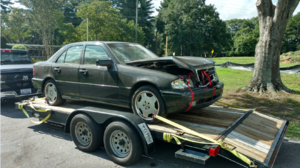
(179, 72, 194, 112)
(201, 70, 215, 97)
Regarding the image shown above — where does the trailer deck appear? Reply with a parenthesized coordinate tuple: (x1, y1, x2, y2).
(17, 99, 288, 168)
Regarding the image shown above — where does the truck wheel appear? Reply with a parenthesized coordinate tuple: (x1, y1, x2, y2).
(44, 79, 65, 106)
(104, 121, 142, 166)
(131, 85, 167, 123)
(70, 114, 103, 152)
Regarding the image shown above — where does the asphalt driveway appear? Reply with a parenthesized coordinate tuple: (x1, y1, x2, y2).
(1, 102, 300, 168)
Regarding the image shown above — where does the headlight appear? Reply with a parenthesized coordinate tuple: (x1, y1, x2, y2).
(171, 78, 194, 89)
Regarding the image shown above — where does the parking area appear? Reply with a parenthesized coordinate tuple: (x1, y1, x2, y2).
(1, 102, 300, 168)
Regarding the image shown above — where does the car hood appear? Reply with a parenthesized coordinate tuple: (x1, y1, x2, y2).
(126, 56, 215, 71)
(0, 64, 34, 73)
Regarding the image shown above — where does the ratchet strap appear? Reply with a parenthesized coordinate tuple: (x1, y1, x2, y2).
(154, 115, 256, 167)
(18, 98, 51, 124)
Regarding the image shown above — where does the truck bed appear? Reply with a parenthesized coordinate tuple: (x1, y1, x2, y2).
(21, 99, 288, 167)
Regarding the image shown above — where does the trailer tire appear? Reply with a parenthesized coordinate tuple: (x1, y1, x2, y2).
(104, 121, 142, 166)
(70, 114, 103, 152)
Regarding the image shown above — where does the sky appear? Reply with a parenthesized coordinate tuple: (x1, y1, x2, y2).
(11, 0, 300, 21)
(151, 0, 300, 20)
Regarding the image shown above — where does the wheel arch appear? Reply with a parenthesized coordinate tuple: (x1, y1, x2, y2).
(129, 81, 164, 104)
(42, 77, 56, 94)
(64, 109, 155, 155)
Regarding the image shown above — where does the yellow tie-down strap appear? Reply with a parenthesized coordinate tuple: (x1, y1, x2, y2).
(154, 115, 256, 167)
(18, 98, 51, 124)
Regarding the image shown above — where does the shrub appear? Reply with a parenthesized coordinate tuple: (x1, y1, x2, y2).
(12, 44, 27, 51)
(31, 57, 41, 63)
(284, 53, 288, 56)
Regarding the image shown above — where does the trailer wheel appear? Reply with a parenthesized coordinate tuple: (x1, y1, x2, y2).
(70, 114, 103, 152)
(104, 121, 142, 166)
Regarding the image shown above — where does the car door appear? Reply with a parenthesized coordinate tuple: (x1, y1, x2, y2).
(51, 45, 83, 98)
(79, 45, 118, 102)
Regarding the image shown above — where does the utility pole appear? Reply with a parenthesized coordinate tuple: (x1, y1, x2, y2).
(87, 18, 88, 41)
(135, 0, 138, 43)
(165, 36, 168, 57)
(155, 21, 157, 55)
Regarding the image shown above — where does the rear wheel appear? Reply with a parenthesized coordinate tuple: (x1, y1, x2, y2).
(131, 85, 167, 123)
(104, 121, 142, 166)
(43, 79, 65, 106)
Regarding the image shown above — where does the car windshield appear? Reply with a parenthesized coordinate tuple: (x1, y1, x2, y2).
(1, 52, 32, 65)
(107, 43, 158, 63)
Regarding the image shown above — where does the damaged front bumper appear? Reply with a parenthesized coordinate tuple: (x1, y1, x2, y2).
(160, 82, 224, 114)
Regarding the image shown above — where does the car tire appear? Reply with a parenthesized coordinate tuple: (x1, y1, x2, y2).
(70, 114, 103, 152)
(131, 85, 167, 123)
(104, 121, 142, 166)
(43, 79, 65, 106)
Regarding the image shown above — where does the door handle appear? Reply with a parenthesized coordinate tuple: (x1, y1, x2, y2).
(79, 69, 88, 75)
(54, 67, 61, 73)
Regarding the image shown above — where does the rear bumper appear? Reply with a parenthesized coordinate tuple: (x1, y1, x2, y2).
(160, 82, 224, 114)
(1, 90, 41, 101)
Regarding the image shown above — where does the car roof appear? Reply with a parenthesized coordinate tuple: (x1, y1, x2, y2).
(63, 41, 137, 47)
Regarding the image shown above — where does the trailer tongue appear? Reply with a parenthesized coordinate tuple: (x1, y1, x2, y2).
(16, 99, 288, 168)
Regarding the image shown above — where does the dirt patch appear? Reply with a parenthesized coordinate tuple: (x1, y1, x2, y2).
(280, 51, 300, 63)
(216, 90, 300, 123)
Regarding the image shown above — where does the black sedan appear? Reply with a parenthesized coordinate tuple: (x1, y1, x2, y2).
(32, 42, 224, 122)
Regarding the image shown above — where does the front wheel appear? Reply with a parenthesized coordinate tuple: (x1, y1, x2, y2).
(103, 121, 142, 166)
(131, 85, 167, 123)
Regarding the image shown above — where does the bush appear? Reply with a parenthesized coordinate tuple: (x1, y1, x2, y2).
(12, 44, 27, 51)
(31, 57, 41, 63)
(284, 53, 288, 56)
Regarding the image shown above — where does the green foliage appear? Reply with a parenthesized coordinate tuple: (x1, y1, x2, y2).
(226, 17, 259, 56)
(281, 12, 300, 53)
(12, 44, 27, 50)
(1, 8, 31, 43)
(158, 0, 231, 56)
(31, 57, 41, 63)
(61, 0, 145, 44)
(0, 0, 13, 13)
(111, 0, 154, 48)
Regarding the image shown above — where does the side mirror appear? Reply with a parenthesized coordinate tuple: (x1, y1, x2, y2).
(96, 59, 112, 68)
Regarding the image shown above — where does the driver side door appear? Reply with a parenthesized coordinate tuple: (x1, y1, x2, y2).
(79, 45, 118, 103)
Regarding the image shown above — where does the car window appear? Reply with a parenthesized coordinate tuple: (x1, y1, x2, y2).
(84, 45, 110, 65)
(1, 52, 32, 65)
(64, 46, 83, 64)
(56, 51, 66, 63)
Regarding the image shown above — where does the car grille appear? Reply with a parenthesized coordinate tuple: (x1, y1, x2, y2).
(197, 67, 217, 87)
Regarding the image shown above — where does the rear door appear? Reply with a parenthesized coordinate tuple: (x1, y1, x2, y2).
(79, 45, 118, 102)
(51, 45, 83, 97)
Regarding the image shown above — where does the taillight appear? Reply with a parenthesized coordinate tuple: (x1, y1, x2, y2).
(209, 145, 220, 157)
(1, 50, 12, 52)
(33, 65, 35, 75)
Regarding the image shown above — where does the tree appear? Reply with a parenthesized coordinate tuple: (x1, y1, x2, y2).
(233, 25, 259, 56)
(111, 0, 154, 48)
(21, 0, 65, 59)
(281, 12, 300, 52)
(159, 0, 231, 56)
(1, 8, 31, 43)
(244, 0, 300, 95)
(0, 0, 13, 13)
(61, 0, 145, 44)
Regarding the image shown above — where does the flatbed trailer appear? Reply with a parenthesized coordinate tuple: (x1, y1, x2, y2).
(16, 99, 289, 168)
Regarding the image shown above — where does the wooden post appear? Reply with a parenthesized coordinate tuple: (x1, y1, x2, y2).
(165, 36, 168, 57)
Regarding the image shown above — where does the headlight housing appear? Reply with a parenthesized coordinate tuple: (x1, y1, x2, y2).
(171, 78, 194, 89)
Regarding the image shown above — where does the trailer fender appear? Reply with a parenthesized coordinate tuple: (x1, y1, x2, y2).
(64, 106, 155, 155)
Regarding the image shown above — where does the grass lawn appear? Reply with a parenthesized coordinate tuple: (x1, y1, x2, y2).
(215, 67, 300, 139)
(211, 57, 299, 68)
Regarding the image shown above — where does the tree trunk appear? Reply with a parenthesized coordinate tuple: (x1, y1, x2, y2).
(244, 0, 300, 95)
